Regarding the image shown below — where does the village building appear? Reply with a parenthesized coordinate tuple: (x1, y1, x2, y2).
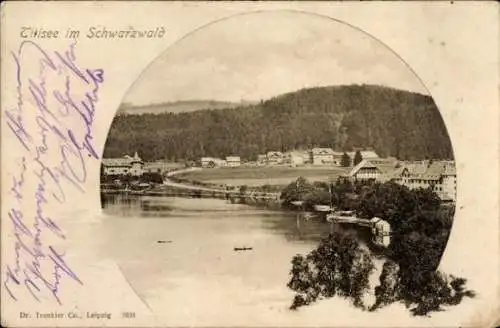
(266, 151, 284, 165)
(102, 152, 144, 176)
(370, 217, 391, 248)
(299, 151, 312, 164)
(201, 157, 227, 168)
(346, 158, 456, 201)
(310, 148, 336, 165)
(143, 162, 164, 174)
(392, 160, 457, 202)
(346, 158, 400, 181)
(226, 156, 241, 167)
(440, 161, 457, 202)
(392, 160, 433, 188)
(332, 151, 344, 166)
(143, 161, 182, 174)
(284, 151, 306, 167)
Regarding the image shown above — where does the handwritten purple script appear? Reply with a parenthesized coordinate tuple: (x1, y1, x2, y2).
(3, 40, 104, 304)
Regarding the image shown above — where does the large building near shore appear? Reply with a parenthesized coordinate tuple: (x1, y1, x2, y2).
(102, 152, 144, 176)
(347, 158, 400, 181)
(392, 160, 457, 202)
(346, 159, 457, 202)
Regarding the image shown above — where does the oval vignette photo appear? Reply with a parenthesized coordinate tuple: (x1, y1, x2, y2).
(99, 11, 474, 325)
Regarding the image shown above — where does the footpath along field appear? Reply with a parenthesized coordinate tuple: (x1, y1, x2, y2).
(177, 166, 350, 187)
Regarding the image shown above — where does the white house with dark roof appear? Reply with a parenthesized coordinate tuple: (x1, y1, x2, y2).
(102, 152, 144, 176)
(392, 160, 457, 201)
(370, 217, 391, 248)
(226, 156, 241, 167)
(345, 157, 456, 201)
(310, 148, 336, 165)
(347, 158, 400, 181)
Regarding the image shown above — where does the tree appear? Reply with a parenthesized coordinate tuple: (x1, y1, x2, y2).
(353, 150, 363, 166)
(141, 172, 163, 184)
(288, 232, 374, 310)
(239, 184, 248, 196)
(303, 189, 331, 210)
(371, 260, 401, 311)
(280, 177, 315, 207)
(340, 152, 351, 167)
(284, 178, 473, 317)
(100, 163, 106, 179)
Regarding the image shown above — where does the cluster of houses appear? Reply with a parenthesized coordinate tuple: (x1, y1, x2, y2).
(101, 152, 180, 176)
(346, 158, 457, 202)
(101, 149, 457, 202)
(197, 148, 457, 202)
(200, 156, 242, 168)
(201, 148, 380, 168)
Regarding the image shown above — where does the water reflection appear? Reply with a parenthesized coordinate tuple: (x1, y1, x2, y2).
(98, 192, 390, 325)
(101, 193, 372, 245)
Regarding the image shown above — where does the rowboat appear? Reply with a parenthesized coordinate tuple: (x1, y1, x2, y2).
(234, 247, 253, 251)
(313, 204, 334, 212)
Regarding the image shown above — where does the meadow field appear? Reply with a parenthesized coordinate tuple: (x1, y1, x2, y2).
(177, 166, 350, 187)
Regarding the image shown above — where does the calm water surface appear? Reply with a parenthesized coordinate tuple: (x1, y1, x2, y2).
(100, 194, 373, 325)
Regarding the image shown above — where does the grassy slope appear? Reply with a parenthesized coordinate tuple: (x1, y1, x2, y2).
(177, 166, 350, 186)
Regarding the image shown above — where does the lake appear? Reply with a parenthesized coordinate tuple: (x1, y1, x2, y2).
(99, 193, 384, 326)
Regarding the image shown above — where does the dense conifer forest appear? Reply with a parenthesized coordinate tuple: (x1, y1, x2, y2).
(104, 85, 453, 161)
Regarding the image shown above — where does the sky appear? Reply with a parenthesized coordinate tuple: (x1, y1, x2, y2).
(124, 11, 428, 106)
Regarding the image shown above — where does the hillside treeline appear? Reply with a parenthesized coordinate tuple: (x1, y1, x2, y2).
(104, 85, 453, 161)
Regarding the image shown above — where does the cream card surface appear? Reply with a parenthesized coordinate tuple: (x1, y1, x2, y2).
(1, 2, 498, 327)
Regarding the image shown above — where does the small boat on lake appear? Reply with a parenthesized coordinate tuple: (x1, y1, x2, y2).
(302, 212, 315, 220)
(234, 247, 253, 251)
(290, 200, 304, 207)
(313, 204, 334, 212)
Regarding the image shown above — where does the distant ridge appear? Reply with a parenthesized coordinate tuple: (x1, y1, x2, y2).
(105, 84, 453, 162)
(119, 99, 258, 115)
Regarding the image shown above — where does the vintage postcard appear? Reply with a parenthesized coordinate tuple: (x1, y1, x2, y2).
(1, 1, 498, 327)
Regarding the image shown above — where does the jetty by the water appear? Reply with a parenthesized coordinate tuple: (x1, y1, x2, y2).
(101, 185, 281, 204)
(326, 214, 391, 248)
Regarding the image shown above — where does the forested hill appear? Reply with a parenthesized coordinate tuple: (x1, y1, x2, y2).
(104, 84, 453, 161)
